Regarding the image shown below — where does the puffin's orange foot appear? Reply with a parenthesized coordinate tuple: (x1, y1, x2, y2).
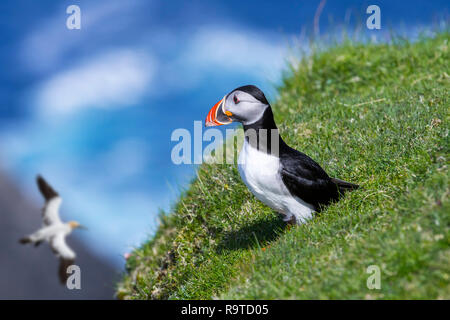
(261, 245, 271, 251)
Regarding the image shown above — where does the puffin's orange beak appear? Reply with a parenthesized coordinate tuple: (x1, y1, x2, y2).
(205, 96, 233, 127)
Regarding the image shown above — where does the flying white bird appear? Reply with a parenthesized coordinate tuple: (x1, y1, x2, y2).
(19, 175, 86, 284)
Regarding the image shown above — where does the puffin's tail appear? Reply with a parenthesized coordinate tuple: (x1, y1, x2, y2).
(331, 177, 359, 194)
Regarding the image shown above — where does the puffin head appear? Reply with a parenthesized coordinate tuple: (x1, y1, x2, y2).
(205, 85, 270, 127)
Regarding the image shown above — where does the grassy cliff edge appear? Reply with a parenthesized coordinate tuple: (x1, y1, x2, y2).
(118, 33, 449, 299)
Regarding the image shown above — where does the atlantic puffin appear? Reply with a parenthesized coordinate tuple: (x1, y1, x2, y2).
(205, 85, 359, 225)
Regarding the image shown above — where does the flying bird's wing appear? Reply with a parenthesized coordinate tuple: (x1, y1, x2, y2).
(36, 175, 62, 226)
(58, 257, 75, 284)
(50, 233, 76, 284)
(50, 233, 76, 259)
(280, 148, 340, 209)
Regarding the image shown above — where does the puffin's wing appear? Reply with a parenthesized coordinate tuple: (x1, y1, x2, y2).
(50, 234, 76, 284)
(280, 149, 339, 209)
(36, 175, 62, 226)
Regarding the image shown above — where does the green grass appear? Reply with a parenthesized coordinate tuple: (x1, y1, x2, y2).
(117, 33, 450, 300)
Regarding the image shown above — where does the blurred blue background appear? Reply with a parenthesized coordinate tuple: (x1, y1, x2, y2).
(0, 0, 447, 271)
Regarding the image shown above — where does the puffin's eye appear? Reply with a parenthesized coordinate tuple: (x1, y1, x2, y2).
(233, 95, 240, 104)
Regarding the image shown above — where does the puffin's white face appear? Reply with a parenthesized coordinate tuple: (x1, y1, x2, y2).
(205, 89, 269, 126)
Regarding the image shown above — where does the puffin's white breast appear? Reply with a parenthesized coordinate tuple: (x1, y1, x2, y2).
(237, 139, 314, 223)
